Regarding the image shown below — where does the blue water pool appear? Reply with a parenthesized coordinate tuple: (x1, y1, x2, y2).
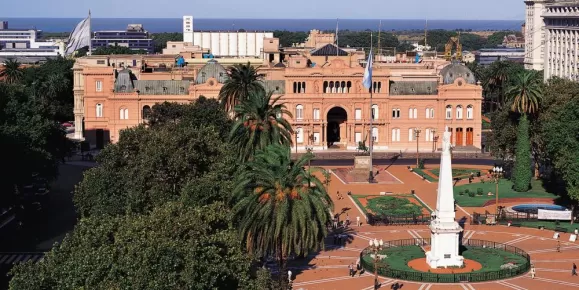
(511, 204, 567, 214)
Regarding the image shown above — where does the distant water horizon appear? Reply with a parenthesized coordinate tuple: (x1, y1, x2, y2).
(0, 18, 524, 33)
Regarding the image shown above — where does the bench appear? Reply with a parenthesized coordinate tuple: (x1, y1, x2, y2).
(555, 227, 568, 233)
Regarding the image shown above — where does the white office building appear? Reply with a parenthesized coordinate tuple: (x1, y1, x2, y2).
(524, 0, 547, 71)
(0, 21, 63, 62)
(181, 16, 273, 58)
(543, 1, 579, 81)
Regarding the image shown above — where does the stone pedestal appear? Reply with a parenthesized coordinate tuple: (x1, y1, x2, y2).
(351, 155, 372, 182)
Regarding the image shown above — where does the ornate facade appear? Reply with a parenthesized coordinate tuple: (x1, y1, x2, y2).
(73, 40, 483, 152)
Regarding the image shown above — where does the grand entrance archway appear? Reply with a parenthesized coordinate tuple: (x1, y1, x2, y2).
(327, 107, 347, 148)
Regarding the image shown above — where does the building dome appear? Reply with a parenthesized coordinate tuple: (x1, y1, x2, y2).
(439, 62, 476, 85)
(195, 60, 229, 85)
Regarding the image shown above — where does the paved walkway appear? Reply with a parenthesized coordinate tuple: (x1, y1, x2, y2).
(294, 165, 579, 290)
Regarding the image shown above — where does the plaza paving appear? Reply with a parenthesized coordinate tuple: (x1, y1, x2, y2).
(293, 165, 579, 290)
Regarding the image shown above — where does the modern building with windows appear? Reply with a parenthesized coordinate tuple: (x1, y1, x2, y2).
(542, 0, 579, 81)
(72, 31, 482, 152)
(92, 24, 154, 54)
(474, 48, 526, 66)
(524, 0, 547, 71)
(0, 21, 64, 62)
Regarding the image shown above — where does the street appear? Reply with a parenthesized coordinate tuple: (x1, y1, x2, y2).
(0, 164, 86, 287)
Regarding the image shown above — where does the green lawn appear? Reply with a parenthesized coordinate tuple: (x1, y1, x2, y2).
(429, 168, 483, 178)
(412, 168, 438, 182)
(454, 179, 558, 207)
(352, 195, 431, 215)
(502, 220, 579, 232)
(362, 246, 527, 273)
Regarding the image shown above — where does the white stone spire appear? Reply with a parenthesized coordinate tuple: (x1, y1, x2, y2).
(435, 126, 456, 223)
(426, 126, 463, 268)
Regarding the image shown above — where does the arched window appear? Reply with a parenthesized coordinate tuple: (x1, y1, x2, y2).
(372, 127, 378, 142)
(391, 128, 400, 142)
(408, 128, 416, 141)
(295, 105, 304, 120)
(408, 107, 418, 119)
(293, 82, 297, 93)
(392, 108, 401, 119)
(323, 81, 329, 93)
(296, 127, 303, 143)
(456, 105, 463, 119)
(425, 108, 434, 119)
(340, 81, 346, 93)
(142, 105, 152, 120)
(371, 104, 379, 120)
(96, 103, 103, 118)
(302, 82, 306, 93)
(466, 105, 474, 119)
(445, 105, 452, 120)
(346, 81, 352, 93)
(425, 128, 436, 141)
(119, 108, 129, 120)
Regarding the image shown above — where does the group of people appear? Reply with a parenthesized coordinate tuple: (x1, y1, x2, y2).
(530, 263, 577, 278)
(348, 262, 363, 277)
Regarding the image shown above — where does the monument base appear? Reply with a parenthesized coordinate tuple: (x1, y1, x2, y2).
(351, 155, 373, 183)
(426, 221, 464, 269)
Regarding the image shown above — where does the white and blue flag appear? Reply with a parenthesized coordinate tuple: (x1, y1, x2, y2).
(362, 50, 373, 89)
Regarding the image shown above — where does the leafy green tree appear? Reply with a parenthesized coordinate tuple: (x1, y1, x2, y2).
(232, 144, 333, 287)
(92, 44, 147, 55)
(218, 62, 265, 113)
(74, 123, 232, 217)
(506, 70, 542, 192)
(0, 84, 70, 210)
(273, 31, 308, 47)
(0, 58, 24, 84)
(229, 90, 293, 162)
(151, 32, 184, 53)
(9, 202, 255, 290)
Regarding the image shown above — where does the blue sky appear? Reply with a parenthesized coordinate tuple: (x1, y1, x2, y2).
(4, 0, 524, 20)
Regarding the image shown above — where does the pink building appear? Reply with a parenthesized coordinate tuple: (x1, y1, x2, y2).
(73, 38, 482, 152)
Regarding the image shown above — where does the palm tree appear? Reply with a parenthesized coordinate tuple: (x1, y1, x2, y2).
(506, 70, 542, 115)
(0, 58, 24, 84)
(506, 70, 542, 191)
(229, 90, 293, 162)
(218, 62, 265, 114)
(486, 61, 512, 111)
(232, 144, 333, 287)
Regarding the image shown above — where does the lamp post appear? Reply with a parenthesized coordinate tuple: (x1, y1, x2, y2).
(431, 129, 437, 152)
(369, 238, 384, 289)
(294, 130, 298, 156)
(414, 128, 422, 168)
(492, 166, 503, 216)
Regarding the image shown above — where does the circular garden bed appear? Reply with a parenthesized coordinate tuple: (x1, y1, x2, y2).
(365, 196, 424, 216)
(360, 239, 530, 283)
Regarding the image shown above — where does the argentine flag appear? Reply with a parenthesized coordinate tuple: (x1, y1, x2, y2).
(362, 50, 373, 89)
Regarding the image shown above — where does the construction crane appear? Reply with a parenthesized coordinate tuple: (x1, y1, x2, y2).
(444, 35, 463, 62)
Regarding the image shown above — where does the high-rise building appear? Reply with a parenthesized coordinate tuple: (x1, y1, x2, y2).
(0, 21, 63, 63)
(524, 0, 546, 71)
(183, 16, 193, 43)
(543, 1, 579, 81)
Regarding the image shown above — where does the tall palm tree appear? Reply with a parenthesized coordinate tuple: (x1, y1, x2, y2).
(506, 70, 542, 115)
(486, 61, 512, 111)
(232, 144, 333, 287)
(506, 70, 542, 190)
(218, 62, 265, 113)
(0, 58, 24, 84)
(229, 90, 293, 162)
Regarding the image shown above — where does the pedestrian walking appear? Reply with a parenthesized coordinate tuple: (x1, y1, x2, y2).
(391, 282, 402, 290)
(333, 217, 338, 229)
(573, 263, 577, 276)
(348, 263, 353, 277)
(557, 241, 561, 253)
(531, 265, 536, 279)
(350, 262, 355, 277)
(357, 216, 361, 227)
(356, 262, 362, 276)
(288, 269, 292, 284)
(346, 214, 350, 227)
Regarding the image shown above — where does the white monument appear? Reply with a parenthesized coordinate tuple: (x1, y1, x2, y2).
(426, 126, 464, 268)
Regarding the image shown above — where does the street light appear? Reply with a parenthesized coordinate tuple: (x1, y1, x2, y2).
(431, 129, 437, 152)
(492, 166, 504, 216)
(414, 128, 422, 168)
(369, 238, 384, 289)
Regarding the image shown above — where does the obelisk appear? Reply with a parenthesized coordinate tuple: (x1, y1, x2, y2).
(426, 126, 464, 268)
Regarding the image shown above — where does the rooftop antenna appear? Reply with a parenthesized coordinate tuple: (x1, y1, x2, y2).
(424, 19, 428, 50)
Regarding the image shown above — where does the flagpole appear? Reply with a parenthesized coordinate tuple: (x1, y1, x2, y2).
(336, 18, 339, 56)
(88, 10, 92, 55)
(368, 32, 374, 183)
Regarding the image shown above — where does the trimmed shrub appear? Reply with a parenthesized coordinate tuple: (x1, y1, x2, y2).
(476, 188, 484, 196)
(512, 114, 532, 192)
